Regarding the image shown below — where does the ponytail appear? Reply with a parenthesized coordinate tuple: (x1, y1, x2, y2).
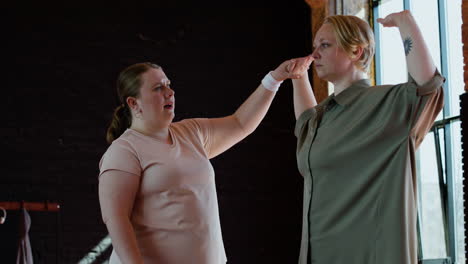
(106, 104, 131, 144)
(106, 62, 161, 144)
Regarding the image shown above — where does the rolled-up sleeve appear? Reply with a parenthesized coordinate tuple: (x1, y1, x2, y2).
(408, 70, 445, 148)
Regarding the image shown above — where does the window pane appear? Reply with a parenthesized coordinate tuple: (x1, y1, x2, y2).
(410, 0, 441, 70)
(377, 1, 406, 84)
(445, 2, 465, 262)
(446, 0, 464, 117)
(417, 130, 448, 259)
(375, 1, 465, 262)
(410, 0, 442, 122)
(451, 121, 465, 264)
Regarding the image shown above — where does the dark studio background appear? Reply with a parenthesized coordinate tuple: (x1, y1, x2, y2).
(1, 1, 312, 263)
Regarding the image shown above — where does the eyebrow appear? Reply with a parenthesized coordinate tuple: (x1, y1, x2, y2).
(152, 79, 171, 87)
(313, 38, 329, 47)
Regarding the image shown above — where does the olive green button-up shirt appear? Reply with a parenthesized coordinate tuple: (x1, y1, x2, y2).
(295, 72, 444, 264)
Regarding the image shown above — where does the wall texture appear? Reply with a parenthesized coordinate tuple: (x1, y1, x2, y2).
(1, 1, 312, 263)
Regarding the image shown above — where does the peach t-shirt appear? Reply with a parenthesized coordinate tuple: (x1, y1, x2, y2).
(99, 118, 227, 264)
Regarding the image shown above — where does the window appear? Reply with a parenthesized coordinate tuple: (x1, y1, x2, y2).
(373, 0, 465, 263)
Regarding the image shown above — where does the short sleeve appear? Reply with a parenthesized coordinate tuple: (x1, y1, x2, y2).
(99, 139, 141, 178)
(178, 118, 213, 157)
(295, 107, 317, 138)
(411, 70, 445, 96)
(407, 70, 445, 147)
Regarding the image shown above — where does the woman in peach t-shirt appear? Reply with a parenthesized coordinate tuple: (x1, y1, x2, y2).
(98, 60, 312, 264)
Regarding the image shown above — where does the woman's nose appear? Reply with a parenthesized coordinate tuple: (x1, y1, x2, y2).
(311, 48, 320, 59)
(165, 87, 175, 97)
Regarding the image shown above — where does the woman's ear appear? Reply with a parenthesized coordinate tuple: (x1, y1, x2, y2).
(126, 97, 139, 112)
(350, 46, 364, 62)
(351, 46, 364, 61)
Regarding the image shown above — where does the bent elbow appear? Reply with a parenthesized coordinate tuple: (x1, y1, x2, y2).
(232, 115, 256, 137)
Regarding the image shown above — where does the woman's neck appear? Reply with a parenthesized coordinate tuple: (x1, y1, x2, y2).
(130, 121, 172, 144)
(332, 69, 367, 95)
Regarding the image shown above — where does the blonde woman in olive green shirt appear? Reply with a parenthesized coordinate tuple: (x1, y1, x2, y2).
(282, 11, 444, 264)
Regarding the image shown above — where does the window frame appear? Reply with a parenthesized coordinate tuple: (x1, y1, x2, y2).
(372, 0, 462, 263)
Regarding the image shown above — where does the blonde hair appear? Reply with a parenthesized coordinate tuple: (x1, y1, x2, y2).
(324, 15, 375, 72)
(106, 62, 161, 143)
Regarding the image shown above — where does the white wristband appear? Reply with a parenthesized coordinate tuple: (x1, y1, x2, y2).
(261, 71, 283, 92)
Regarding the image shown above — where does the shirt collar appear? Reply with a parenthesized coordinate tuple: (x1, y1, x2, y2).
(331, 79, 371, 106)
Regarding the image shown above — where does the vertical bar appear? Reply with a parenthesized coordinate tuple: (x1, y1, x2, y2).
(57, 210, 60, 264)
(404, 0, 427, 261)
(372, 1, 382, 85)
(404, 0, 410, 11)
(460, 93, 468, 264)
(438, 0, 458, 262)
(336, 0, 343, 15)
(416, 149, 424, 261)
(434, 128, 451, 253)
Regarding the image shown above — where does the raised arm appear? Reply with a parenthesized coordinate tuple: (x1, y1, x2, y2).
(377, 10, 436, 85)
(282, 55, 316, 119)
(99, 171, 144, 264)
(206, 57, 311, 158)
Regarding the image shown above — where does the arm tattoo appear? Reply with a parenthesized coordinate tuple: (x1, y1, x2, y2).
(403, 37, 413, 56)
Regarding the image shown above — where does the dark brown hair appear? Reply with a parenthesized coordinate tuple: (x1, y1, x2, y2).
(106, 62, 161, 143)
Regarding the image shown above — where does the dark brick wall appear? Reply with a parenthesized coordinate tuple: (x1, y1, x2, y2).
(2, 1, 312, 263)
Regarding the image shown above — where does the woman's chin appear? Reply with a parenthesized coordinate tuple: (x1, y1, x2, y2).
(316, 73, 328, 81)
